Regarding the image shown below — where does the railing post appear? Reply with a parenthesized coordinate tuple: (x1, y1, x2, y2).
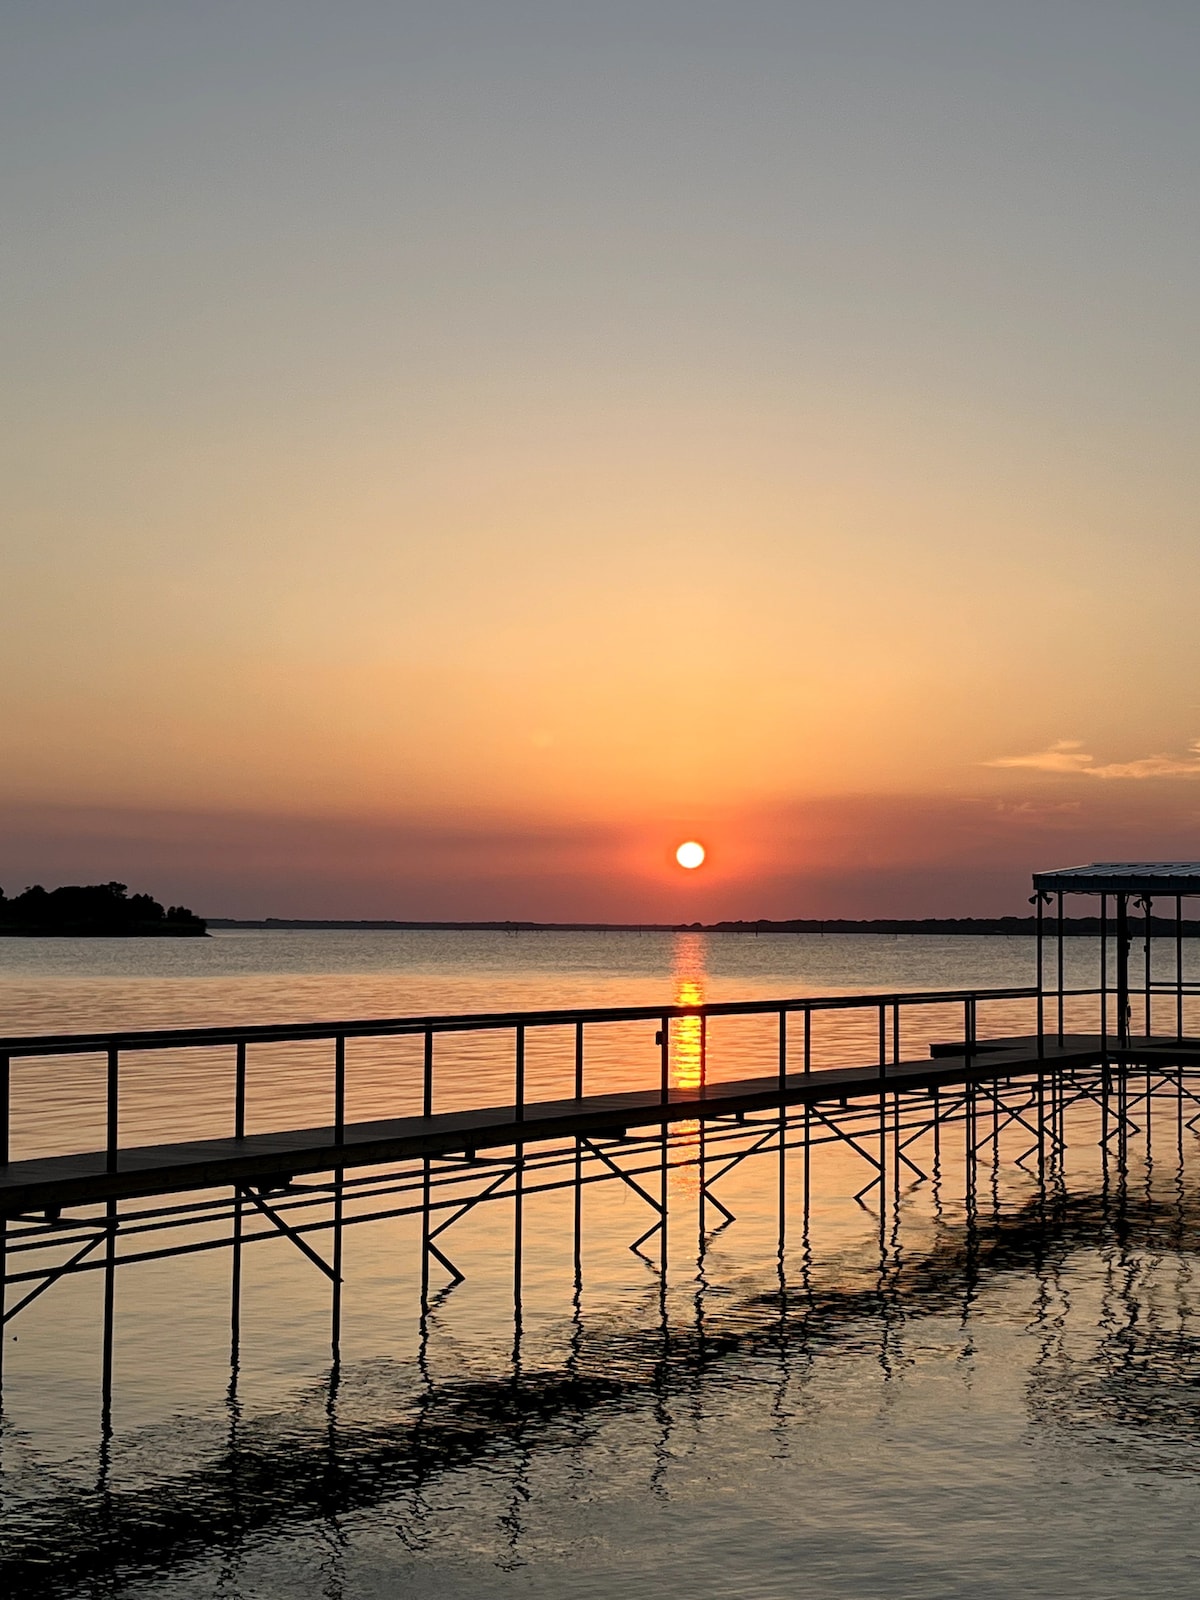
(334, 1035, 345, 1145)
(803, 1007, 811, 1076)
(660, 1014, 669, 1104)
(892, 1000, 900, 1067)
(778, 1009, 787, 1099)
(878, 1003, 886, 1082)
(963, 998, 972, 1066)
(574, 1021, 584, 1100)
(423, 1029, 434, 1119)
(234, 1041, 246, 1140)
(106, 1047, 119, 1174)
(515, 1023, 525, 1121)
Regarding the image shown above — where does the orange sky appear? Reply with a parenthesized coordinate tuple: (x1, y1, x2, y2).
(2, 7, 1199, 917)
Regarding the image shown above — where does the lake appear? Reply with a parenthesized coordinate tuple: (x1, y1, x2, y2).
(2, 931, 1198, 1598)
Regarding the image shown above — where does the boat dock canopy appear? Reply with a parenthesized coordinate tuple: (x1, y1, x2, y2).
(1032, 862, 1200, 897)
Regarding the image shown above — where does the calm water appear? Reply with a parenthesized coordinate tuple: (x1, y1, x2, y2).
(3, 931, 1200, 1598)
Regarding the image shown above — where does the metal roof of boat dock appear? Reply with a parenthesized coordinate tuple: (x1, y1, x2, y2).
(1032, 862, 1200, 896)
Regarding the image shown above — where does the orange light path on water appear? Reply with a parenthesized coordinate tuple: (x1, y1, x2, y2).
(674, 977, 705, 1092)
(667, 935, 706, 1199)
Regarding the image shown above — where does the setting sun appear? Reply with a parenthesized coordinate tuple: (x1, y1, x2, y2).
(675, 840, 706, 870)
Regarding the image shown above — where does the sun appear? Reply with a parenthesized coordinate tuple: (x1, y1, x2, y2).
(675, 840, 706, 870)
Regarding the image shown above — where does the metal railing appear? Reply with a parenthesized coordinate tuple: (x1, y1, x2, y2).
(0, 984, 1042, 1171)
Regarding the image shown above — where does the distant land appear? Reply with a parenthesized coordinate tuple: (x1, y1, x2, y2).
(1, 882, 207, 937)
(207, 915, 1200, 936)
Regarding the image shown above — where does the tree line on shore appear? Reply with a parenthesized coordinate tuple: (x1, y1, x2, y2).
(0, 882, 206, 936)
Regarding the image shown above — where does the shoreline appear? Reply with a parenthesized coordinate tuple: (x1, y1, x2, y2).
(204, 915, 1199, 936)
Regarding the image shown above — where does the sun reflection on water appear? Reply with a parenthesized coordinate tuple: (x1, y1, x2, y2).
(670, 933, 706, 1092)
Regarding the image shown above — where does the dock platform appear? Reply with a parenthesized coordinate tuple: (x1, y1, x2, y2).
(2, 1031, 1188, 1217)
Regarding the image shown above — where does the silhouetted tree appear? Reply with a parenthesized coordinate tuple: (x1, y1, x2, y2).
(0, 882, 205, 935)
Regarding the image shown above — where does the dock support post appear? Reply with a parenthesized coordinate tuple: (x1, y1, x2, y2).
(803, 1100, 811, 1242)
(420, 1028, 434, 1311)
(1056, 892, 1065, 1046)
(331, 1173, 343, 1366)
(420, 1158, 431, 1311)
(698, 1014, 708, 1242)
(514, 1143, 524, 1328)
(101, 1198, 116, 1436)
(659, 1014, 669, 1275)
(933, 1085, 941, 1165)
(1145, 1058, 1153, 1162)
(1144, 895, 1154, 1038)
(877, 1004, 887, 1232)
(1116, 895, 1130, 1048)
(1037, 1066, 1046, 1179)
(332, 1034, 345, 1364)
(573, 1134, 582, 1280)
(575, 1020, 584, 1286)
(778, 1010, 787, 1263)
(230, 1190, 243, 1376)
(1036, 892, 1045, 1057)
(1177, 896, 1185, 1042)
(965, 1080, 976, 1203)
(1177, 1062, 1190, 1152)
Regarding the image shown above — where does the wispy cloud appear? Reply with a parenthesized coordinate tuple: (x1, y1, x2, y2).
(992, 799, 1082, 815)
(985, 739, 1200, 779)
(986, 739, 1095, 774)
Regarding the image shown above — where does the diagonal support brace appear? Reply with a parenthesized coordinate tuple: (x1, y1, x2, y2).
(241, 1185, 340, 1283)
(2, 1227, 108, 1327)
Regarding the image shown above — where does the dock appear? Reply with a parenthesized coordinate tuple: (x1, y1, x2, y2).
(0, 1030, 1161, 1217)
(3, 873, 1200, 1412)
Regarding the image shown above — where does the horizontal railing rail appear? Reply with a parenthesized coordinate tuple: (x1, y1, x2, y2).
(0, 984, 1040, 1059)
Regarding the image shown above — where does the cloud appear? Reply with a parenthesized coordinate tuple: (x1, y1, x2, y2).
(985, 739, 1200, 780)
(992, 799, 1083, 816)
(985, 739, 1095, 774)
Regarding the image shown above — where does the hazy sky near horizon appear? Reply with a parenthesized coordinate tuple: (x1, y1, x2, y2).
(3, 2, 1199, 918)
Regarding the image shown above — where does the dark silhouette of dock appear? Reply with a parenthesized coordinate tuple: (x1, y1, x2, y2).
(4, 858, 1200, 1435)
(0, 1025, 1153, 1219)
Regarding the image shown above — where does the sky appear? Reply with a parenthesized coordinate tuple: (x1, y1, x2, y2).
(3, 2, 1199, 919)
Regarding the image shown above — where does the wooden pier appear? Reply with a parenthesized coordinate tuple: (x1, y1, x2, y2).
(0, 1030, 1159, 1218)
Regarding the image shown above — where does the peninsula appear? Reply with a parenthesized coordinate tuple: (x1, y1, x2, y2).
(0, 882, 207, 937)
